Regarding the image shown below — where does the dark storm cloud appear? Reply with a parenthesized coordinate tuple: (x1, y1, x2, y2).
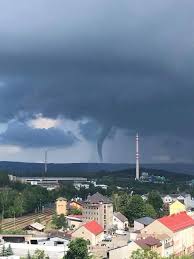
(0, 0, 194, 151)
(0, 121, 78, 148)
(79, 121, 100, 141)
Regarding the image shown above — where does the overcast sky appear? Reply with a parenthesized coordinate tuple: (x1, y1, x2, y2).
(0, 0, 194, 163)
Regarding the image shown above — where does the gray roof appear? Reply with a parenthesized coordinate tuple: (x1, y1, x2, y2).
(114, 212, 128, 222)
(86, 192, 111, 204)
(135, 217, 155, 226)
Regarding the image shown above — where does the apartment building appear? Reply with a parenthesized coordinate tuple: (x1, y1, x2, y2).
(141, 212, 194, 256)
(83, 192, 113, 231)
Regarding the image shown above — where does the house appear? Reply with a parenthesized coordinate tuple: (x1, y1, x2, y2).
(157, 234, 174, 258)
(68, 200, 84, 211)
(83, 192, 113, 231)
(71, 220, 104, 246)
(134, 217, 155, 231)
(107, 242, 140, 259)
(56, 197, 67, 216)
(107, 236, 161, 259)
(163, 195, 173, 204)
(65, 215, 83, 230)
(183, 194, 194, 209)
(135, 236, 162, 254)
(24, 222, 45, 232)
(141, 212, 194, 256)
(169, 200, 186, 215)
(113, 212, 128, 230)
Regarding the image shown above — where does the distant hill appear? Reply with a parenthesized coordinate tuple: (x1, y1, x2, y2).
(0, 161, 194, 177)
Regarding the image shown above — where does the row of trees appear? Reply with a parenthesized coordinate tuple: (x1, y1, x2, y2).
(131, 249, 192, 259)
(0, 184, 52, 219)
(113, 191, 164, 224)
(0, 244, 13, 256)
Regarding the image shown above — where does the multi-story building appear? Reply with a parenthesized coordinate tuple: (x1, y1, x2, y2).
(141, 212, 194, 256)
(82, 192, 113, 232)
(56, 197, 67, 216)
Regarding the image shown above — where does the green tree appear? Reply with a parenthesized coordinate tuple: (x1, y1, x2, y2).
(0, 172, 10, 187)
(147, 191, 163, 214)
(143, 203, 156, 218)
(65, 238, 91, 259)
(117, 193, 130, 214)
(126, 195, 145, 225)
(131, 249, 161, 259)
(52, 214, 68, 229)
(14, 194, 24, 216)
(32, 249, 49, 259)
(6, 244, 13, 256)
(69, 208, 82, 215)
(0, 245, 8, 256)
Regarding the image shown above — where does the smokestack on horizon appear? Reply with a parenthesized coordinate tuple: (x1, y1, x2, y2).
(136, 133, 140, 180)
(44, 150, 48, 177)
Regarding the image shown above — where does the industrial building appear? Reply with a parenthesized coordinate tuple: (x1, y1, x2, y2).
(8, 175, 87, 189)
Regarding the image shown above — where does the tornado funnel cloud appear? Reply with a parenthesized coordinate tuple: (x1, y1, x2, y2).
(97, 126, 112, 162)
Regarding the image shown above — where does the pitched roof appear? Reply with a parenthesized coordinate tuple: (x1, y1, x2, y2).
(83, 220, 104, 235)
(170, 200, 185, 208)
(135, 217, 155, 226)
(29, 222, 45, 231)
(158, 212, 194, 232)
(135, 236, 161, 249)
(114, 212, 128, 222)
(86, 192, 111, 204)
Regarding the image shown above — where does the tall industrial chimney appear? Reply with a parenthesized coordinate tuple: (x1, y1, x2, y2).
(44, 150, 47, 177)
(136, 133, 140, 180)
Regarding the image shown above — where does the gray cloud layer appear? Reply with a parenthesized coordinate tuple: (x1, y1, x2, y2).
(0, 1, 194, 160)
(0, 121, 77, 148)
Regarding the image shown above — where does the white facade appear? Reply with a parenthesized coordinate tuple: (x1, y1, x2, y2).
(113, 215, 128, 230)
(72, 226, 104, 246)
(184, 194, 194, 209)
(163, 195, 173, 204)
(74, 183, 90, 190)
(163, 194, 194, 209)
(3, 242, 68, 259)
(134, 221, 145, 231)
(107, 242, 140, 259)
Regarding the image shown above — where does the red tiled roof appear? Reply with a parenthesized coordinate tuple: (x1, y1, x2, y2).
(158, 212, 194, 232)
(83, 221, 104, 235)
